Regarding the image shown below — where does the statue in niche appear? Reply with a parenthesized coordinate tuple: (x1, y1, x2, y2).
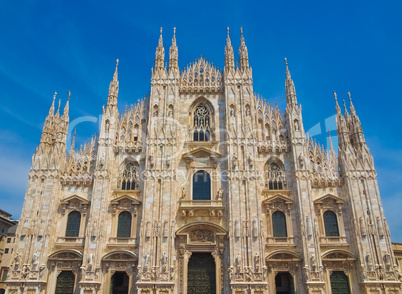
(254, 253, 260, 272)
(181, 187, 186, 200)
(235, 254, 241, 273)
(217, 188, 223, 200)
(161, 252, 168, 272)
(294, 120, 299, 131)
(32, 251, 39, 268)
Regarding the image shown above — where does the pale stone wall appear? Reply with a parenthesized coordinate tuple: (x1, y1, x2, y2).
(4, 29, 402, 294)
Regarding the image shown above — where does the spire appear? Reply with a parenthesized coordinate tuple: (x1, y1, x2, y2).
(224, 27, 235, 71)
(348, 91, 356, 116)
(168, 27, 179, 73)
(55, 99, 61, 118)
(107, 59, 119, 107)
(284, 58, 297, 105)
(69, 128, 76, 154)
(334, 91, 341, 115)
(343, 99, 350, 121)
(328, 129, 334, 152)
(63, 91, 70, 117)
(154, 27, 165, 70)
(238, 27, 249, 71)
(49, 92, 57, 115)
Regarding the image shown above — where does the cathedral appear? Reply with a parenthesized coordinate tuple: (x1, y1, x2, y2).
(4, 27, 402, 294)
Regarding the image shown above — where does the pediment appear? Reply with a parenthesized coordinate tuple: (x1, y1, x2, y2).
(262, 194, 293, 210)
(266, 250, 302, 262)
(60, 195, 90, 205)
(110, 194, 141, 206)
(102, 250, 137, 262)
(322, 249, 355, 260)
(48, 249, 83, 261)
(314, 193, 343, 204)
(182, 147, 221, 161)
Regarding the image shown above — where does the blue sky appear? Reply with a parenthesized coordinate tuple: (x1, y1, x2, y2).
(1, 1, 402, 241)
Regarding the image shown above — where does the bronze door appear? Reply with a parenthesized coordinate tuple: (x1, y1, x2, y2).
(187, 252, 216, 294)
(330, 271, 351, 294)
(110, 271, 129, 294)
(55, 271, 75, 294)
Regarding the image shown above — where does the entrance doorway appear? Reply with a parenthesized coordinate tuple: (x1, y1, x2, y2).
(110, 271, 129, 294)
(55, 271, 75, 294)
(275, 272, 295, 294)
(187, 252, 216, 294)
(330, 271, 351, 294)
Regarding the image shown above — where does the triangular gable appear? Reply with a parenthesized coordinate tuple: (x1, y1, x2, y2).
(314, 193, 343, 204)
(262, 194, 293, 206)
(60, 194, 90, 205)
(182, 147, 221, 161)
(110, 194, 141, 206)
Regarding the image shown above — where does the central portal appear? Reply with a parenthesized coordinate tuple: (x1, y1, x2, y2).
(187, 252, 216, 294)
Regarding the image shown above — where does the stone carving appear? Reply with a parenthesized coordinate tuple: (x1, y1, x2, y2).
(189, 230, 214, 242)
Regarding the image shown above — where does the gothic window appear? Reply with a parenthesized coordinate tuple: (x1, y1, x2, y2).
(272, 211, 287, 238)
(324, 210, 340, 237)
(193, 170, 211, 200)
(193, 104, 211, 142)
(266, 163, 286, 190)
(117, 211, 132, 238)
(121, 163, 137, 190)
(65, 211, 81, 237)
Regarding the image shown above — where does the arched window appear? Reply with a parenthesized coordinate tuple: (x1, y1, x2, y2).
(267, 163, 285, 190)
(121, 163, 137, 190)
(193, 170, 211, 200)
(193, 104, 211, 142)
(272, 211, 287, 237)
(65, 211, 81, 237)
(117, 211, 132, 238)
(324, 210, 339, 237)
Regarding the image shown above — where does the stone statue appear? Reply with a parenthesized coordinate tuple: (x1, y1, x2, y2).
(217, 188, 223, 200)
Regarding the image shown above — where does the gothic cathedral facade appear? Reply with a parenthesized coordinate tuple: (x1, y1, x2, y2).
(5, 28, 402, 294)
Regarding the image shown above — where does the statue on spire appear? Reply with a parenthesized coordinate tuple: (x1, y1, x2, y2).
(284, 58, 297, 106)
(168, 27, 179, 74)
(107, 59, 119, 107)
(238, 27, 249, 72)
(224, 27, 235, 72)
(154, 27, 165, 70)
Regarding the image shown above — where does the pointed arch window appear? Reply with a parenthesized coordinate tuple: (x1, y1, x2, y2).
(193, 104, 211, 142)
(324, 210, 339, 237)
(117, 211, 132, 238)
(121, 163, 137, 190)
(272, 211, 287, 237)
(193, 170, 211, 200)
(65, 211, 81, 237)
(267, 163, 286, 190)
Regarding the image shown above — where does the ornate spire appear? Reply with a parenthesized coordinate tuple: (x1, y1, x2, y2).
(169, 27, 179, 73)
(328, 129, 334, 152)
(348, 91, 356, 115)
(69, 128, 76, 154)
(284, 58, 297, 105)
(63, 91, 70, 117)
(55, 99, 61, 118)
(224, 27, 235, 71)
(334, 91, 341, 115)
(49, 92, 57, 115)
(155, 27, 165, 70)
(343, 99, 350, 121)
(107, 59, 119, 107)
(238, 27, 249, 71)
